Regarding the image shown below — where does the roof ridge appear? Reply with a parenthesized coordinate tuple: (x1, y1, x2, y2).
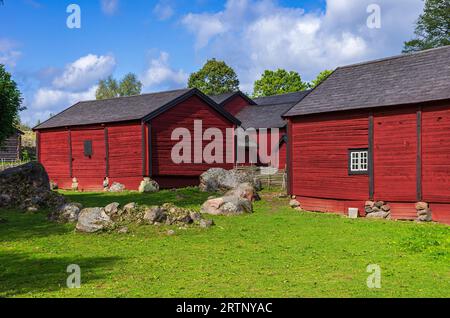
(78, 87, 191, 104)
(254, 90, 311, 99)
(338, 45, 450, 70)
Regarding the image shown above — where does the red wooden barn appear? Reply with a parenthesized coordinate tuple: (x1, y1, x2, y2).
(33, 88, 240, 191)
(212, 91, 309, 169)
(284, 46, 450, 224)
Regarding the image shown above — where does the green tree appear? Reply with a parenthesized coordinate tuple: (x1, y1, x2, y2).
(119, 73, 143, 97)
(403, 0, 450, 53)
(309, 70, 333, 89)
(96, 73, 142, 100)
(96, 76, 119, 100)
(252, 69, 309, 97)
(0, 64, 23, 146)
(188, 59, 240, 95)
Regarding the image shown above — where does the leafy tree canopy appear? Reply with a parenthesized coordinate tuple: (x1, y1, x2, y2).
(309, 70, 333, 89)
(188, 59, 240, 96)
(0, 64, 24, 146)
(253, 69, 309, 97)
(403, 0, 450, 53)
(96, 73, 142, 100)
(119, 73, 143, 97)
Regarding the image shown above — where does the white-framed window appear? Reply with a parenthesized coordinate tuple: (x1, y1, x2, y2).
(349, 149, 369, 174)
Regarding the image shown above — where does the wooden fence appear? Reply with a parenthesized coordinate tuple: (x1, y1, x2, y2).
(235, 165, 287, 190)
(0, 159, 30, 172)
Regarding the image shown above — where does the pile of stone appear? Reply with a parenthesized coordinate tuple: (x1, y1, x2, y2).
(364, 201, 391, 219)
(199, 168, 262, 193)
(201, 183, 257, 215)
(0, 162, 66, 212)
(416, 202, 432, 222)
(48, 201, 215, 233)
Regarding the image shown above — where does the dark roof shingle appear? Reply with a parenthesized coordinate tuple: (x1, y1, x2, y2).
(34, 88, 240, 130)
(236, 91, 310, 128)
(285, 46, 450, 117)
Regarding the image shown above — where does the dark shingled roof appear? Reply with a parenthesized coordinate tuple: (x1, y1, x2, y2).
(236, 91, 310, 129)
(34, 88, 240, 130)
(285, 46, 450, 117)
(209, 92, 236, 104)
(253, 91, 310, 106)
(209, 91, 257, 106)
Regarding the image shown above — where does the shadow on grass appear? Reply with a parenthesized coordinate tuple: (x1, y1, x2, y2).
(0, 251, 120, 297)
(62, 187, 212, 209)
(0, 210, 73, 243)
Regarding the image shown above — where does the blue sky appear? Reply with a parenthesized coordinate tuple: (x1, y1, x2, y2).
(0, 0, 423, 125)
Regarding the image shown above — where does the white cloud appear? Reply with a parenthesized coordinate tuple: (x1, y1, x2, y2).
(23, 53, 115, 125)
(53, 54, 116, 91)
(0, 39, 22, 68)
(33, 86, 97, 110)
(101, 0, 119, 15)
(153, 1, 174, 21)
(141, 51, 188, 91)
(181, 0, 424, 92)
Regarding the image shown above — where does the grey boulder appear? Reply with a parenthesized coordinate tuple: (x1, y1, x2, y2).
(76, 207, 113, 233)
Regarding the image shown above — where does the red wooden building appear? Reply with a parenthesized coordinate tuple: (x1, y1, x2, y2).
(284, 46, 450, 224)
(33, 84, 309, 191)
(34, 88, 240, 190)
(212, 91, 309, 169)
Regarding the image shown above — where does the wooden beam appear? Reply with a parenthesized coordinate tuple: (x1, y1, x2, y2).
(141, 122, 146, 176)
(104, 127, 109, 177)
(286, 119, 292, 195)
(147, 123, 152, 177)
(417, 109, 423, 201)
(368, 114, 374, 200)
(68, 129, 73, 178)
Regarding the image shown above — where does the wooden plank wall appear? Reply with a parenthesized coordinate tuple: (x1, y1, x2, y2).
(291, 112, 369, 200)
(39, 130, 71, 188)
(107, 123, 143, 190)
(373, 108, 417, 202)
(222, 95, 251, 116)
(0, 134, 21, 161)
(71, 128, 106, 190)
(422, 104, 450, 203)
(150, 95, 234, 176)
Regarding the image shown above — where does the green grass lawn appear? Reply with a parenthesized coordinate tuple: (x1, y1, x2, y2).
(0, 188, 448, 298)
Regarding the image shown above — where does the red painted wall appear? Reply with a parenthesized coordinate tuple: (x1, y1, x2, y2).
(39, 129, 71, 189)
(256, 128, 287, 169)
(422, 103, 450, 203)
(71, 128, 106, 191)
(107, 123, 143, 190)
(288, 102, 450, 224)
(150, 95, 235, 177)
(373, 108, 417, 202)
(290, 112, 369, 201)
(39, 122, 144, 191)
(222, 95, 251, 116)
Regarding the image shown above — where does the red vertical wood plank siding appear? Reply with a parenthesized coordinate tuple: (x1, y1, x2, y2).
(373, 109, 417, 202)
(222, 95, 251, 116)
(291, 112, 369, 200)
(287, 119, 293, 195)
(151, 95, 234, 176)
(256, 128, 287, 169)
(71, 128, 106, 190)
(422, 104, 450, 203)
(39, 130, 71, 188)
(107, 122, 143, 190)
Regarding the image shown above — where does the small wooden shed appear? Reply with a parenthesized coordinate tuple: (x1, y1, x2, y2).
(0, 128, 23, 162)
(33, 88, 240, 190)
